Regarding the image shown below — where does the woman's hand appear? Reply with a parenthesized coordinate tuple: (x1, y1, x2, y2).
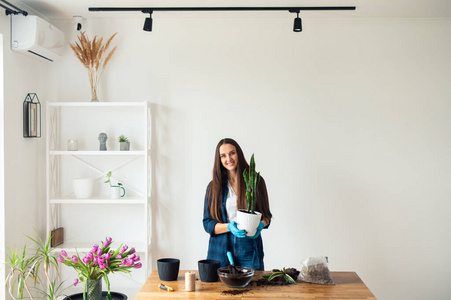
(227, 221, 247, 238)
(248, 222, 265, 239)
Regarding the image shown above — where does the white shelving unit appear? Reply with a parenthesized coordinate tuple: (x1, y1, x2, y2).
(46, 101, 151, 296)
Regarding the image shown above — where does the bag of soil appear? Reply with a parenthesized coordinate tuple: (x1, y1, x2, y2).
(299, 256, 335, 285)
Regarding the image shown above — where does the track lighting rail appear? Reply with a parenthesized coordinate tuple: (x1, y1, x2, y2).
(89, 6, 356, 32)
(1, 0, 27, 16)
(89, 6, 356, 13)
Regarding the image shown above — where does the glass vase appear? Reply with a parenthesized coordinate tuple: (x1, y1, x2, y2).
(86, 278, 102, 300)
(91, 84, 99, 102)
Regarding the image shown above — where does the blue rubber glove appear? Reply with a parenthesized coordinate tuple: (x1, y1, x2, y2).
(227, 221, 246, 238)
(248, 222, 265, 239)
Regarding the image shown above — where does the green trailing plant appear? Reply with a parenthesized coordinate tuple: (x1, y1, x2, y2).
(104, 171, 123, 187)
(118, 135, 129, 143)
(263, 267, 297, 285)
(243, 154, 260, 214)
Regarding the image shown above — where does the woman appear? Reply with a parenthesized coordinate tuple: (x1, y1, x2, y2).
(203, 138, 272, 270)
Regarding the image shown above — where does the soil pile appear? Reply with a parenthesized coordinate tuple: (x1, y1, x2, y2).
(221, 289, 250, 295)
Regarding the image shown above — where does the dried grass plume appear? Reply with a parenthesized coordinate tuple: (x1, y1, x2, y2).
(69, 31, 118, 101)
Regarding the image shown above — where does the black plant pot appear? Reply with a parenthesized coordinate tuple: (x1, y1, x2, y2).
(157, 258, 180, 281)
(198, 259, 221, 282)
(63, 291, 127, 300)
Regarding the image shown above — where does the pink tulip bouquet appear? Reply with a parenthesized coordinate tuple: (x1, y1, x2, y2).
(57, 237, 142, 299)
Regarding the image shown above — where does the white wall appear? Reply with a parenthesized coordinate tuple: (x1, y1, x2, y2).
(49, 15, 451, 300)
(0, 32, 5, 299)
(1, 12, 49, 299)
(1, 11, 448, 300)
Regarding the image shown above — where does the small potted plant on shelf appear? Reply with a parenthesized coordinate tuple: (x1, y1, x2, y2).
(118, 135, 130, 151)
(104, 171, 125, 199)
(57, 237, 142, 300)
(236, 154, 262, 237)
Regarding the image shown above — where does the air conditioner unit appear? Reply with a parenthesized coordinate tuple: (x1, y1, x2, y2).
(11, 15, 65, 62)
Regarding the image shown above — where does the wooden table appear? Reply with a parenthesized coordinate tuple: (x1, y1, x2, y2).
(135, 270, 376, 299)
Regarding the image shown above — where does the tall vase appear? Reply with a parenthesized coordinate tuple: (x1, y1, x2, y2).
(86, 278, 102, 300)
(90, 76, 99, 102)
(91, 85, 99, 102)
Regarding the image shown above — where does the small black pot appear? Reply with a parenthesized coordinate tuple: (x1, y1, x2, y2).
(157, 258, 180, 281)
(198, 259, 221, 282)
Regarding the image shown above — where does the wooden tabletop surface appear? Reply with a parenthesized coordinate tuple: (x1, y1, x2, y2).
(134, 270, 376, 299)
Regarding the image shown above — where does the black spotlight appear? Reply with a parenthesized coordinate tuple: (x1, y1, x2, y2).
(293, 12, 302, 32)
(143, 12, 153, 31)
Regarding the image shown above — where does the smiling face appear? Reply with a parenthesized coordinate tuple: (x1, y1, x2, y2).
(219, 143, 238, 173)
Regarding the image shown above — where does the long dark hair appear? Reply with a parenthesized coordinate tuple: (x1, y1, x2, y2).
(208, 138, 272, 223)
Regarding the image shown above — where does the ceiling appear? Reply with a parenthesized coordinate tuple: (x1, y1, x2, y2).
(8, 0, 451, 20)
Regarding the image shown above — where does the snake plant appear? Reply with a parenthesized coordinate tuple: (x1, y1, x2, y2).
(243, 154, 260, 214)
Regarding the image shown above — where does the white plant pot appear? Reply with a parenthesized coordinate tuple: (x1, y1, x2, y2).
(236, 210, 262, 237)
(72, 178, 94, 199)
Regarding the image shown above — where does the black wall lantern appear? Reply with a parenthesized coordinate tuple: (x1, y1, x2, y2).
(23, 93, 41, 138)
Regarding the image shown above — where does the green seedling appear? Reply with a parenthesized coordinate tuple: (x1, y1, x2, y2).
(263, 267, 297, 285)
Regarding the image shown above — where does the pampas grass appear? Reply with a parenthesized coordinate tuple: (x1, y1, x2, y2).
(69, 31, 117, 101)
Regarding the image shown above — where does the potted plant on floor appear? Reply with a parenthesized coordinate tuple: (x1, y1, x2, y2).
(236, 154, 262, 236)
(118, 135, 130, 151)
(5, 231, 69, 300)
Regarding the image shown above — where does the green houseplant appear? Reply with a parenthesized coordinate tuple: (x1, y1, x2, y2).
(118, 135, 130, 151)
(236, 154, 263, 237)
(5, 231, 69, 300)
(263, 267, 299, 285)
(6, 244, 36, 300)
(243, 154, 260, 214)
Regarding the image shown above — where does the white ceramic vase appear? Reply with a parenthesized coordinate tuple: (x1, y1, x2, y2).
(236, 210, 262, 237)
(72, 178, 94, 199)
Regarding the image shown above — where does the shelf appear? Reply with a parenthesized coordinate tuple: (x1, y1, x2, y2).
(49, 150, 147, 155)
(50, 197, 147, 204)
(47, 101, 148, 107)
(46, 100, 151, 282)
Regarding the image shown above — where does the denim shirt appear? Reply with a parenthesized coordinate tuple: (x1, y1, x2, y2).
(202, 180, 266, 270)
